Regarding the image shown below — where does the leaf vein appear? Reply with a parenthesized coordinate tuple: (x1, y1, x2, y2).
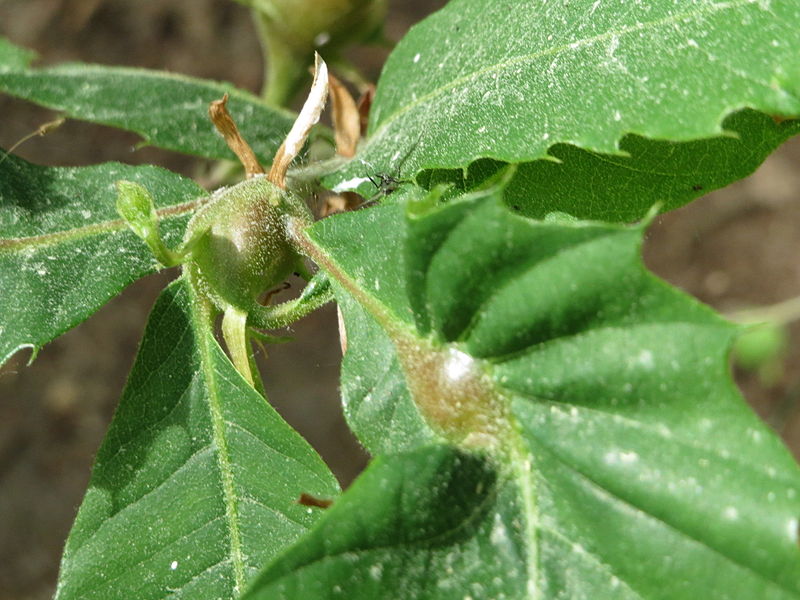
(369, 0, 755, 143)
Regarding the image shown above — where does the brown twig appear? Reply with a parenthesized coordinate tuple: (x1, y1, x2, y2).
(261, 281, 292, 305)
(298, 492, 333, 509)
(0, 117, 66, 166)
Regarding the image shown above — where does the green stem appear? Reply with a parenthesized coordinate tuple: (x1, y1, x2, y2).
(328, 57, 371, 91)
(249, 273, 333, 329)
(286, 156, 346, 187)
(253, 10, 307, 107)
(728, 295, 800, 326)
(222, 306, 254, 386)
(148, 239, 184, 268)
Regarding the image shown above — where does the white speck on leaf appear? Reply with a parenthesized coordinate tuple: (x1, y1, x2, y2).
(787, 518, 798, 542)
(444, 348, 474, 382)
(636, 349, 654, 369)
(723, 506, 739, 520)
(604, 450, 639, 465)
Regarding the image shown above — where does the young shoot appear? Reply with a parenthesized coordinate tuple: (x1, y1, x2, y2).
(115, 54, 333, 386)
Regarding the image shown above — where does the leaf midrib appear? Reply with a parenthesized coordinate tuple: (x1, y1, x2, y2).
(0, 62, 297, 120)
(300, 222, 542, 597)
(0, 198, 202, 251)
(506, 428, 540, 600)
(188, 284, 246, 593)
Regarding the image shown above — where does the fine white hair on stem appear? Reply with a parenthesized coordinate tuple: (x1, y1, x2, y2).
(268, 53, 329, 188)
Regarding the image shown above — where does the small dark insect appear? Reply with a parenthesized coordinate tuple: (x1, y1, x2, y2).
(363, 139, 420, 200)
(298, 492, 333, 509)
(692, 184, 704, 191)
(367, 172, 403, 196)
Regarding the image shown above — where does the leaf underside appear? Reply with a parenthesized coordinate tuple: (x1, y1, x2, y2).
(0, 36, 295, 163)
(282, 189, 800, 598)
(418, 109, 800, 222)
(0, 151, 206, 366)
(329, 0, 800, 221)
(55, 278, 339, 600)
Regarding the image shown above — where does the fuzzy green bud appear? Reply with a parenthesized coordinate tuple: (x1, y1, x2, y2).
(183, 176, 312, 312)
(116, 180, 181, 267)
(116, 180, 158, 241)
(250, 0, 386, 51)
(732, 321, 788, 385)
(243, 0, 387, 105)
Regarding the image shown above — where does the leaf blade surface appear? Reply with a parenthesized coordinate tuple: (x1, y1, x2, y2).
(55, 277, 340, 599)
(0, 36, 295, 162)
(289, 189, 800, 597)
(0, 152, 205, 365)
(244, 445, 531, 600)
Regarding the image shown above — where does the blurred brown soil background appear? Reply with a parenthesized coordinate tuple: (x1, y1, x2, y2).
(0, 1, 798, 598)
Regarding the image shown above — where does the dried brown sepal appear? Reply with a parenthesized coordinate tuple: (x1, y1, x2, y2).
(357, 84, 375, 136)
(208, 94, 265, 178)
(298, 492, 333, 509)
(268, 53, 329, 189)
(321, 191, 363, 217)
(329, 73, 360, 158)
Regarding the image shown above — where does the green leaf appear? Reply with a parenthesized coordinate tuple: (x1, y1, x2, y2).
(56, 277, 339, 600)
(329, 0, 800, 220)
(419, 109, 800, 222)
(294, 189, 800, 597)
(0, 36, 295, 162)
(0, 151, 205, 365)
(0, 35, 36, 70)
(243, 445, 532, 600)
(334, 289, 438, 454)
